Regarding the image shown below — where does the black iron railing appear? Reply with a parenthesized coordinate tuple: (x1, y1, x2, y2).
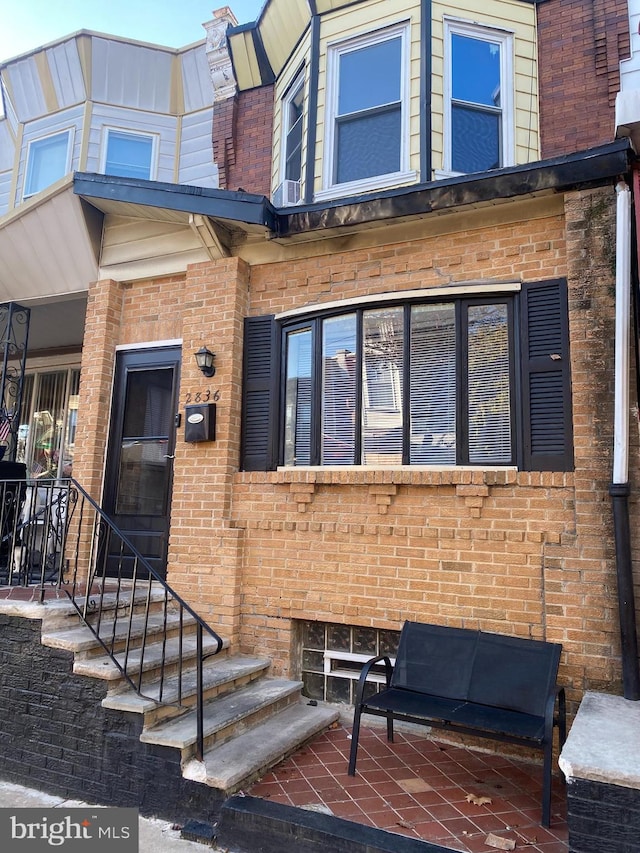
(0, 476, 223, 761)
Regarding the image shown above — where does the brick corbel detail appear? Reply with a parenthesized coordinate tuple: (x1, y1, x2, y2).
(290, 483, 316, 512)
(456, 484, 489, 518)
(369, 484, 397, 514)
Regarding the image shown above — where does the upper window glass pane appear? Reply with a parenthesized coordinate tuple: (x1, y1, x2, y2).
(24, 132, 70, 197)
(284, 79, 304, 183)
(452, 35, 501, 108)
(338, 38, 401, 115)
(105, 131, 153, 179)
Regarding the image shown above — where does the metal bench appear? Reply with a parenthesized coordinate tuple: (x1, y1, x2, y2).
(348, 621, 567, 827)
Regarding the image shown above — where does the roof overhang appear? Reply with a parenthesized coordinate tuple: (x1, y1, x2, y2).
(277, 139, 636, 240)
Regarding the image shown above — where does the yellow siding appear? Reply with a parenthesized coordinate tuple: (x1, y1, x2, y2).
(260, 0, 309, 78)
(431, 0, 538, 174)
(229, 32, 263, 91)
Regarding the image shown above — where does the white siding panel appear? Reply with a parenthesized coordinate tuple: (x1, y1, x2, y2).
(178, 109, 217, 187)
(46, 40, 86, 108)
(5, 57, 48, 122)
(181, 46, 213, 114)
(0, 172, 12, 216)
(0, 121, 16, 171)
(91, 38, 173, 113)
(85, 104, 178, 182)
(17, 106, 84, 200)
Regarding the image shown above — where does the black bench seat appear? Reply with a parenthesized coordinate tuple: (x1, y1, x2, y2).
(348, 621, 567, 827)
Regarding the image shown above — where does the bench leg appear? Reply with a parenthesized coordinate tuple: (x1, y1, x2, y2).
(542, 741, 553, 828)
(348, 705, 363, 776)
(386, 711, 394, 743)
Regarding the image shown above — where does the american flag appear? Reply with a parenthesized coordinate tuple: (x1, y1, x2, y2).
(0, 411, 12, 443)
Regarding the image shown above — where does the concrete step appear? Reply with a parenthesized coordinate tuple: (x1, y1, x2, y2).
(184, 701, 340, 794)
(102, 654, 271, 715)
(72, 631, 226, 682)
(140, 678, 303, 753)
(41, 609, 195, 654)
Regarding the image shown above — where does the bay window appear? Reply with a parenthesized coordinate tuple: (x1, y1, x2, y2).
(242, 280, 573, 473)
(281, 298, 515, 467)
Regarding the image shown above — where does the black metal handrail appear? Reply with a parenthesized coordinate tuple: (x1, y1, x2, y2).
(0, 476, 223, 761)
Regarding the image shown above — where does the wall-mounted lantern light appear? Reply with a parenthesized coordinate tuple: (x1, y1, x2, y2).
(194, 346, 215, 377)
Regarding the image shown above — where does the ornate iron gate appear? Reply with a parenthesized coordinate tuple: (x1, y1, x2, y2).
(0, 302, 30, 462)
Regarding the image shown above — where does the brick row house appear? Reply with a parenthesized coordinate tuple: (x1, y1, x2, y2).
(1, 0, 640, 835)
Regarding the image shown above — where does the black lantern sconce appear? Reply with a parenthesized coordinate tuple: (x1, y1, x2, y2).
(194, 346, 215, 377)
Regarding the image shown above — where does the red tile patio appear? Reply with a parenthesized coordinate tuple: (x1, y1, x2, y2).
(248, 722, 568, 853)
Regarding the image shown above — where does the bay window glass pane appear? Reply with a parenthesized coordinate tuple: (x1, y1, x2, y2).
(452, 34, 501, 107)
(410, 304, 456, 464)
(285, 82, 304, 182)
(452, 105, 500, 173)
(105, 131, 153, 179)
(284, 328, 312, 466)
(336, 108, 401, 184)
(338, 38, 401, 114)
(24, 132, 70, 197)
(322, 314, 357, 464)
(362, 307, 403, 465)
(467, 304, 511, 463)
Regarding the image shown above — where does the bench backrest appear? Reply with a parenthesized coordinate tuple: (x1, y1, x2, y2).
(391, 621, 561, 717)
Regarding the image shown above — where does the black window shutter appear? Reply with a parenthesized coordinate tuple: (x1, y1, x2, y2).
(240, 315, 278, 471)
(520, 279, 573, 471)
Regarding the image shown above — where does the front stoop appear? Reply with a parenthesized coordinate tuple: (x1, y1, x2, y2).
(214, 796, 453, 853)
(25, 590, 339, 799)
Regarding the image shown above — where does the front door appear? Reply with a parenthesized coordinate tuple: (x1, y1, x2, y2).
(103, 347, 180, 579)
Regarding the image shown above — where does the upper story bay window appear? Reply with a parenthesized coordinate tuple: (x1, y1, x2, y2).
(445, 20, 514, 175)
(102, 128, 157, 180)
(23, 130, 73, 199)
(241, 280, 573, 473)
(320, 24, 413, 199)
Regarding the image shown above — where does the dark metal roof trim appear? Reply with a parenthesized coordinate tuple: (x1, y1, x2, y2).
(73, 172, 277, 231)
(278, 139, 635, 237)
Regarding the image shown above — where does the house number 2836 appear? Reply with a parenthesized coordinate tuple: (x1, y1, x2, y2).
(185, 389, 220, 403)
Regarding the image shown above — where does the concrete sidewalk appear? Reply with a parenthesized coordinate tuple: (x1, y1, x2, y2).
(0, 780, 213, 851)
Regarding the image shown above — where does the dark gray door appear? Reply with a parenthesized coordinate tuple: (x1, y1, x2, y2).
(103, 347, 180, 579)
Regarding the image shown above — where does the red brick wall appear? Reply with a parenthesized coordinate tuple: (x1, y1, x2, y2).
(538, 0, 630, 158)
(212, 85, 274, 196)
